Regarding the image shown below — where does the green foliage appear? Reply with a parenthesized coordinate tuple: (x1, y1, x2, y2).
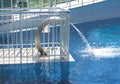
(56, 0, 67, 4)
(0, 0, 74, 8)
(30, 0, 41, 8)
(17, 1, 27, 8)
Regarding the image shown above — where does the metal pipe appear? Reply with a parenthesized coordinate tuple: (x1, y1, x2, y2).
(35, 16, 64, 56)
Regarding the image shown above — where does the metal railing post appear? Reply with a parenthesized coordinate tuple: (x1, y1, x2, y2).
(20, 13, 23, 63)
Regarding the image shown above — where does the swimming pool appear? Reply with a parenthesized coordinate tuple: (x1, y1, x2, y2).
(0, 17, 120, 84)
(69, 17, 120, 84)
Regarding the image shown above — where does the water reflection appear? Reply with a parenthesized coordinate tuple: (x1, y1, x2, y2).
(0, 61, 71, 84)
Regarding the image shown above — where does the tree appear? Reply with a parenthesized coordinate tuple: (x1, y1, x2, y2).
(17, 1, 27, 8)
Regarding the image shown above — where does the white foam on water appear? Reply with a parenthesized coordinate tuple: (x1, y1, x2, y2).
(82, 47, 120, 58)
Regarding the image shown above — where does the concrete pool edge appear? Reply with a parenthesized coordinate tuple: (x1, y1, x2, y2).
(0, 47, 75, 65)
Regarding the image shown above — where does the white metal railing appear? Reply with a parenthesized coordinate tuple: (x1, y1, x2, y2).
(0, 8, 70, 64)
(0, 0, 105, 9)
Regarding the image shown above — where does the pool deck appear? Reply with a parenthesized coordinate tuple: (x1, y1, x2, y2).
(0, 47, 75, 65)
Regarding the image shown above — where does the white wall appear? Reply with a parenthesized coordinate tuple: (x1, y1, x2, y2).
(70, 0, 120, 23)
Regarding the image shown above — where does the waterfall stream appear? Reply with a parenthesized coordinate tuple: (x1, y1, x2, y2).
(70, 23, 93, 54)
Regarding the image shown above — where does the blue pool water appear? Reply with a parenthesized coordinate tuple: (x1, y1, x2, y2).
(1, 17, 120, 84)
(69, 18, 120, 84)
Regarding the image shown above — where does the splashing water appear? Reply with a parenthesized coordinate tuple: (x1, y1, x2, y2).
(70, 23, 93, 54)
(70, 23, 120, 58)
(92, 47, 120, 58)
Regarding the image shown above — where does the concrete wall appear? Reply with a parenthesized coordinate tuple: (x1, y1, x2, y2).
(70, 0, 120, 23)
